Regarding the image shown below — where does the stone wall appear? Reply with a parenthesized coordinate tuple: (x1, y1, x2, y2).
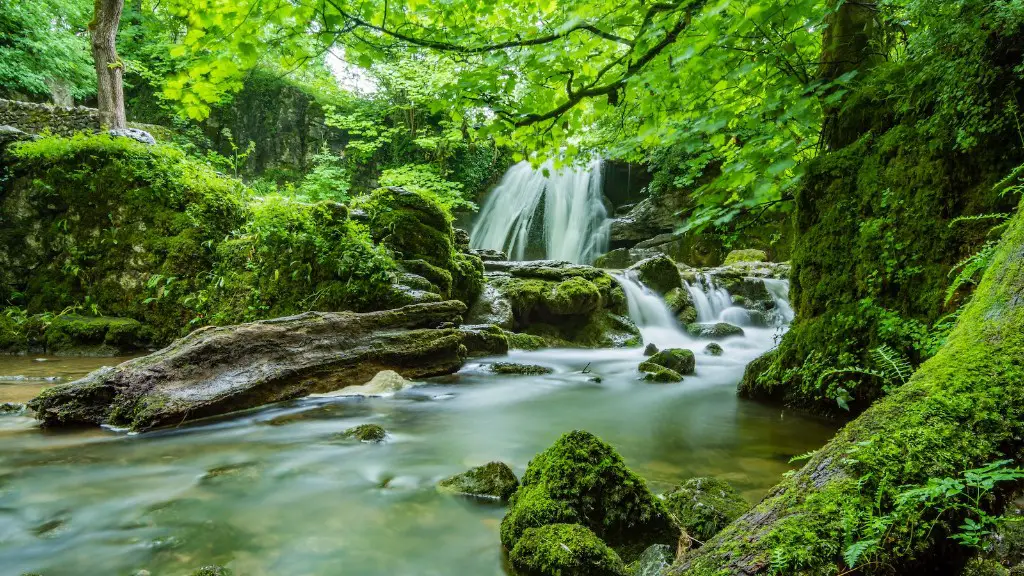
(0, 98, 171, 139)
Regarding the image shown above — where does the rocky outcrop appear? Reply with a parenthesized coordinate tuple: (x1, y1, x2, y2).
(438, 461, 520, 501)
(477, 260, 640, 348)
(28, 301, 468, 431)
(626, 255, 683, 295)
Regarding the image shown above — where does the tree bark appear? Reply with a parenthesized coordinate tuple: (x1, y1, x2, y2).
(819, 0, 880, 150)
(91, 0, 127, 129)
(672, 195, 1024, 574)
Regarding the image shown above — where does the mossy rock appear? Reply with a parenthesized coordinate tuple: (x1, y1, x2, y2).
(460, 324, 509, 358)
(643, 343, 658, 356)
(663, 476, 749, 543)
(626, 255, 682, 295)
(190, 567, 233, 576)
(500, 430, 679, 562)
(506, 332, 547, 350)
(723, 249, 768, 265)
(490, 362, 553, 375)
(685, 322, 744, 339)
(547, 277, 603, 315)
(364, 187, 453, 268)
(626, 544, 673, 576)
(638, 362, 683, 383)
(0, 402, 26, 415)
(509, 523, 627, 576)
(664, 287, 698, 324)
(703, 343, 724, 356)
(438, 461, 519, 501)
(340, 423, 386, 442)
(962, 558, 1010, 576)
(647, 348, 696, 375)
(40, 314, 153, 356)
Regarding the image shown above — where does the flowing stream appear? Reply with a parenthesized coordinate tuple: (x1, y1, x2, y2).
(470, 160, 609, 264)
(0, 278, 835, 575)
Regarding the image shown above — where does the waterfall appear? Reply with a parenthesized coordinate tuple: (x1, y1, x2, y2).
(763, 278, 795, 325)
(470, 160, 609, 264)
(684, 275, 733, 323)
(614, 273, 691, 348)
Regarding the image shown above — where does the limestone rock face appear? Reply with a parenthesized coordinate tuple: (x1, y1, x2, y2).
(29, 301, 469, 431)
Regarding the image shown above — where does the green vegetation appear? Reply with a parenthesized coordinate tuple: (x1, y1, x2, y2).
(509, 523, 627, 576)
(664, 477, 749, 543)
(438, 461, 520, 501)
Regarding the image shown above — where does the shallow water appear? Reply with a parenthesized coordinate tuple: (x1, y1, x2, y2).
(0, 327, 836, 576)
(0, 356, 138, 404)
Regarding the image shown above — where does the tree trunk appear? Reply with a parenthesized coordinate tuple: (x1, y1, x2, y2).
(819, 0, 880, 150)
(672, 195, 1024, 574)
(91, 0, 126, 129)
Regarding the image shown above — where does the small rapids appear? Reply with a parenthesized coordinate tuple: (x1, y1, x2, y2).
(0, 276, 835, 576)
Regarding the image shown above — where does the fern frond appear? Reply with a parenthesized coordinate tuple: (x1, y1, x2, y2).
(946, 240, 999, 304)
(871, 344, 914, 385)
(947, 213, 1010, 228)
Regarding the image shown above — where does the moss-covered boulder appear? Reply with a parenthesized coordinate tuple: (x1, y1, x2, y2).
(509, 523, 627, 576)
(647, 348, 696, 375)
(703, 343, 724, 356)
(438, 461, 519, 501)
(190, 567, 232, 576)
(663, 476, 748, 543)
(459, 324, 509, 358)
(341, 423, 386, 442)
(489, 362, 553, 375)
(0, 402, 26, 415)
(643, 343, 659, 356)
(501, 430, 679, 562)
(686, 322, 744, 339)
(638, 362, 684, 383)
(664, 287, 698, 324)
(626, 255, 682, 295)
(723, 249, 768, 265)
(34, 315, 152, 356)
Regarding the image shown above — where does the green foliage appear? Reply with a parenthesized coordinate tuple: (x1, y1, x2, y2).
(0, 0, 95, 101)
(509, 523, 626, 576)
(377, 163, 473, 212)
(296, 145, 351, 202)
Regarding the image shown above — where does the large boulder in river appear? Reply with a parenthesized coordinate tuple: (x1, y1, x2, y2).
(482, 260, 640, 348)
(626, 255, 682, 295)
(500, 430, 679, 562)
(647, 348, 696, 375)
(438, 461, 519, 501)
(686, 322, 744, 339)
(28, 301, 469, 431)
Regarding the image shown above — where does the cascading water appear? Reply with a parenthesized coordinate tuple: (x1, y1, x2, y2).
(763, 278, 795, 325)
(614, 272, 683, 346)
(470, 159, 609, 264)
(684, 275, 733, 323)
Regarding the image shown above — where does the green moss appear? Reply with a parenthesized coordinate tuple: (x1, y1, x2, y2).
(509, 523, 627, 576)
(685, 322, 744, 339)
(490, 362, 553, 375)
(627, 255, 682, 295)
(340, 423, 386, 442)
(501, 430, 679, 562)
(190, 566, 233, 576)
(962, 558, 1010, 576)
(438, 461, 519, 501)
(638, 362, 684, 383)
(547, 277, 602, 315)
(663, 477, 749, 542)
(723, 249, 768, 265)
(647, 348, 696, 375)
(507, 332, 548, 350)
(42, 314, 152, 355)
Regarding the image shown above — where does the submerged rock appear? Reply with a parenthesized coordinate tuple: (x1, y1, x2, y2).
(500, 430, 679, 562)
(643, 343, 659, 356)
(723, 249, 768, 265)
(340, 423, 386, 442)
(438, 461, 519, 501)
(489, 362, 553, 375)
(509, 523, 626, 576)
(647, 348, 696, 375)
(0, 402, 26, 415)
(663, 476, 749, 543)
(627, 544, 674, 576)
(626, 255, 682, 295)
(29, 301, 469, 431)
(686, 322, 744, 339)
(703, 343, 724, 356)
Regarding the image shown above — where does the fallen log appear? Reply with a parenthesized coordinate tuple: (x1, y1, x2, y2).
(672, 198, 1024, 575)
(29, 301, 468, 431)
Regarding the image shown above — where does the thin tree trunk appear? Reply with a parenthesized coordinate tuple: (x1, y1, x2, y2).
(91, 0, 126, 129)
(672, 195, 1024, 574)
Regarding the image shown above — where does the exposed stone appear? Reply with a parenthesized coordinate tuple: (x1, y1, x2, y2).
(594, 247, 659, 269)
(466, 283, 514, 329)
(484, 259, 606, 280)
(308, 370, 410, 398)
(723, 249, 768, 265)
(643, 343, 659, 356)
(686, 322, 745, 339)
(109, 128, 156, 145)
(340, 423, 386, 442)
(453, 228, 471, 251)
(489, 362, 553, 375)
(703, 343, 724, 356)
(29, 302, 469, 431)
(459, 324, 509, 358)
(626, 255, 683, 295)
(468, 248, 508, 262)
(438, 461, 519, 501)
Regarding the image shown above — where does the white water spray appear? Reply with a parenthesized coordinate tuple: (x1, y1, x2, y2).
(470, 160, 609, 264)
(684, 275, 733, 323)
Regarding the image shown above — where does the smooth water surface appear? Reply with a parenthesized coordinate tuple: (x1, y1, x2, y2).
(0, 335, 836, 575)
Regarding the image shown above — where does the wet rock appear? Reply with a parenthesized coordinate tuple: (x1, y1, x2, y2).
(638, 362, 684, 383)
(483, 259, 606, 281)
(309, 370, 411, 397)
(501, 430, 679, 562)
(703, 343, 724, 356)
(723, 248, 768, 265)
(664, 287, 698, 325)
(627, 544, 673, 576)
(0, 402, 26, 415)
(438, 461, 519, 501)
(647, 348, 696, 375)
(453, 228, 471, 251)
(509, 523, 626, 576)
(189, 567, 232, 576)
(398, 272, 436, 292)
(594, 247, 659, 269)
(459, 324, 509, 358)
(663, 476, 749, 542)
(390, 284, 444, 306)
(340, 423, 386, 442)
(29, 302, 469, 431)
(626, 255, 682, 295)
(643, 343, 659, 356)
(489, 362, 553, 375)
(505, 332, 547, 350)
(466, 284, 514, 330)
(468, 248, 508, 262)
(686, 322, 744, 339)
